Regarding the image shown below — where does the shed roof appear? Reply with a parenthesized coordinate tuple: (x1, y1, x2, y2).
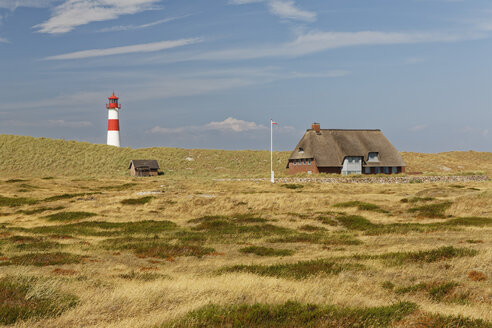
(287, 129, 405, 168)
(128, 160, 160, 170)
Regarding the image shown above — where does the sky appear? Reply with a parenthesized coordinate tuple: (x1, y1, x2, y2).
(0, 0, 491, 152)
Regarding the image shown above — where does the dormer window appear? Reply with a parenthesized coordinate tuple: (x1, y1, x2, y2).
(299, 147, 304, 154)
(368, 152, 379, 162)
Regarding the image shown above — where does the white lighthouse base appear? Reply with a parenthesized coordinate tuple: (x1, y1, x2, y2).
(107, 131, 120, 147)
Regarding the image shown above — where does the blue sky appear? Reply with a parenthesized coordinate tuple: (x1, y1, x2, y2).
(0, 0, 491, 152)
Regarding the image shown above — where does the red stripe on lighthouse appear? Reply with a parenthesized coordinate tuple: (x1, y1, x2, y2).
(108, 119, 120, 131)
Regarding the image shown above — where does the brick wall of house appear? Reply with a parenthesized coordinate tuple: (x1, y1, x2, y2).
(288, 160, 320, 174)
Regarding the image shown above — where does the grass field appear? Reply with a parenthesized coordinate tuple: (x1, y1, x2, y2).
(1, 134, 491, 177)
(0, 135, 491, 327)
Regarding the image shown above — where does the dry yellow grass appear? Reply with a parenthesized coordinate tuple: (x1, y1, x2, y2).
(0, 175, 491, 327)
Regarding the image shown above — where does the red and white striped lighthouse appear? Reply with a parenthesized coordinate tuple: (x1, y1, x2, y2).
(106, 91, 121, 147)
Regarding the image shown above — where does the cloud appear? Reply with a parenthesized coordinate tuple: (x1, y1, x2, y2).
(0, 68, 347, 111)
(0, 0, 59, 10)
(267, 0, 315, 22)
(409, 124, 428, 132)
(149, 117, 297, 136)
(149, 117, 267, 135)
(176, 30, 480, 62)
(44, 38, 202, 60)
(230, 0, 315, 22)
(97, 14, 191, 32)
(0, 36, 7, 43)
(34, 0, 161, 34)
(205, 117, 266, 132)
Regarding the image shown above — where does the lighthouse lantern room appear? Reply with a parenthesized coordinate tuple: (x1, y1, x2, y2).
(106, 92, 121, 147)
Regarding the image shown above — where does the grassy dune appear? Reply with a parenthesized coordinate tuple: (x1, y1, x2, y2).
(0, 134, 491, 178)
(0, 134, 491, 327)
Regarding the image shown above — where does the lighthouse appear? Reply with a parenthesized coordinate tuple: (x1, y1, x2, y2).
(106, 92, 121, 147)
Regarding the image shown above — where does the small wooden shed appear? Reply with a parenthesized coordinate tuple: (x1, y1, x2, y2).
(128, 160, 160, 177)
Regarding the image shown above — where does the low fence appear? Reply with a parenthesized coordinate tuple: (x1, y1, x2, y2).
(215, 175, 490, 184)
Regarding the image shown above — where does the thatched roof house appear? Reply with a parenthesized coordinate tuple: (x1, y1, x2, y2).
(128, 160, 160, 177)
(287, 123, 405, 175)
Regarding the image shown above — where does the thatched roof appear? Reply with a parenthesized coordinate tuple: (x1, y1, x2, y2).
(128, 160, 160, 170)
(287, 129, 405, 168)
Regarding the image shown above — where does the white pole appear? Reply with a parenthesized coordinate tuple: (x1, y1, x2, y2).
(270, 119, 274, 183)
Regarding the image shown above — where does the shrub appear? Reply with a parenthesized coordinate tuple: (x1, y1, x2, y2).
(5, 179, 26, 183)
(445, 217, 492, 227)
(162, 301, 417, 328)
(103, 238, 214, 259)
(119, 271, 169, 281)
(408, 202, 453, 218)
(373, 246, 478, 266)
(0, 196, 37, 207)
(281, 184, 304, 190)
(269, 233, 362, 246)
(299, 225, 326, 232)
(24, 220, 177, 237)
(121, 196, 154, 205)
(428, 282, 458, 301)
(17, 206, 65, 215)
(8, 235, 61, 251)
(220, 259, 364, 279)
(99, 183, 137, 191)
(381, 281, 395, 290)
(239, 246, 294, 257)
(333, 201, 389, 214)
(44, 193, 98, 202)
(0, 276, 78, 325)
(410, 312, 491, 328)
(468, 271, 487, 282)
(2, 252, 83, 266)
(400, 197, 435, 203)
(44, 211, 97, 222)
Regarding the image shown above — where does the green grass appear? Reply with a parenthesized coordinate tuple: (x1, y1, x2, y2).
(410, 313, 492, 328)
(1, 252, 83, 266)
(19, 220, 178, 237)
(162, 301, 418, 328)
(0, 276, 78, 325)
(333, 201, 389, 214)
(220, 259, 364, 279)
(118, 271, 169, 281)
(316, 215, 339, 226)
(5, 179, 27, 183)
(189, 215, 290, 241)
(444, 217, 492, 227)
(334, 215, 490, 235)
(121, 196, 154, 205)
(298, 224, 326, 232)
(239, 246, 294, 257)
(281, 184, 304, 190)
(98, 183, 137, 191)
(17, 206, 65, 215)
(44, 193, 98, 202)
(428, 282, 459, 302)
(400, 197, 435, 203)
(408, 201, 453, 218)
(0, 195, 37, 207)
(269, 232, 362, 246)
(43, 211, 97, 222)
(103, 237, 214, 259)
(358, 246, 478, 266)
(6, 235, 61, 251)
